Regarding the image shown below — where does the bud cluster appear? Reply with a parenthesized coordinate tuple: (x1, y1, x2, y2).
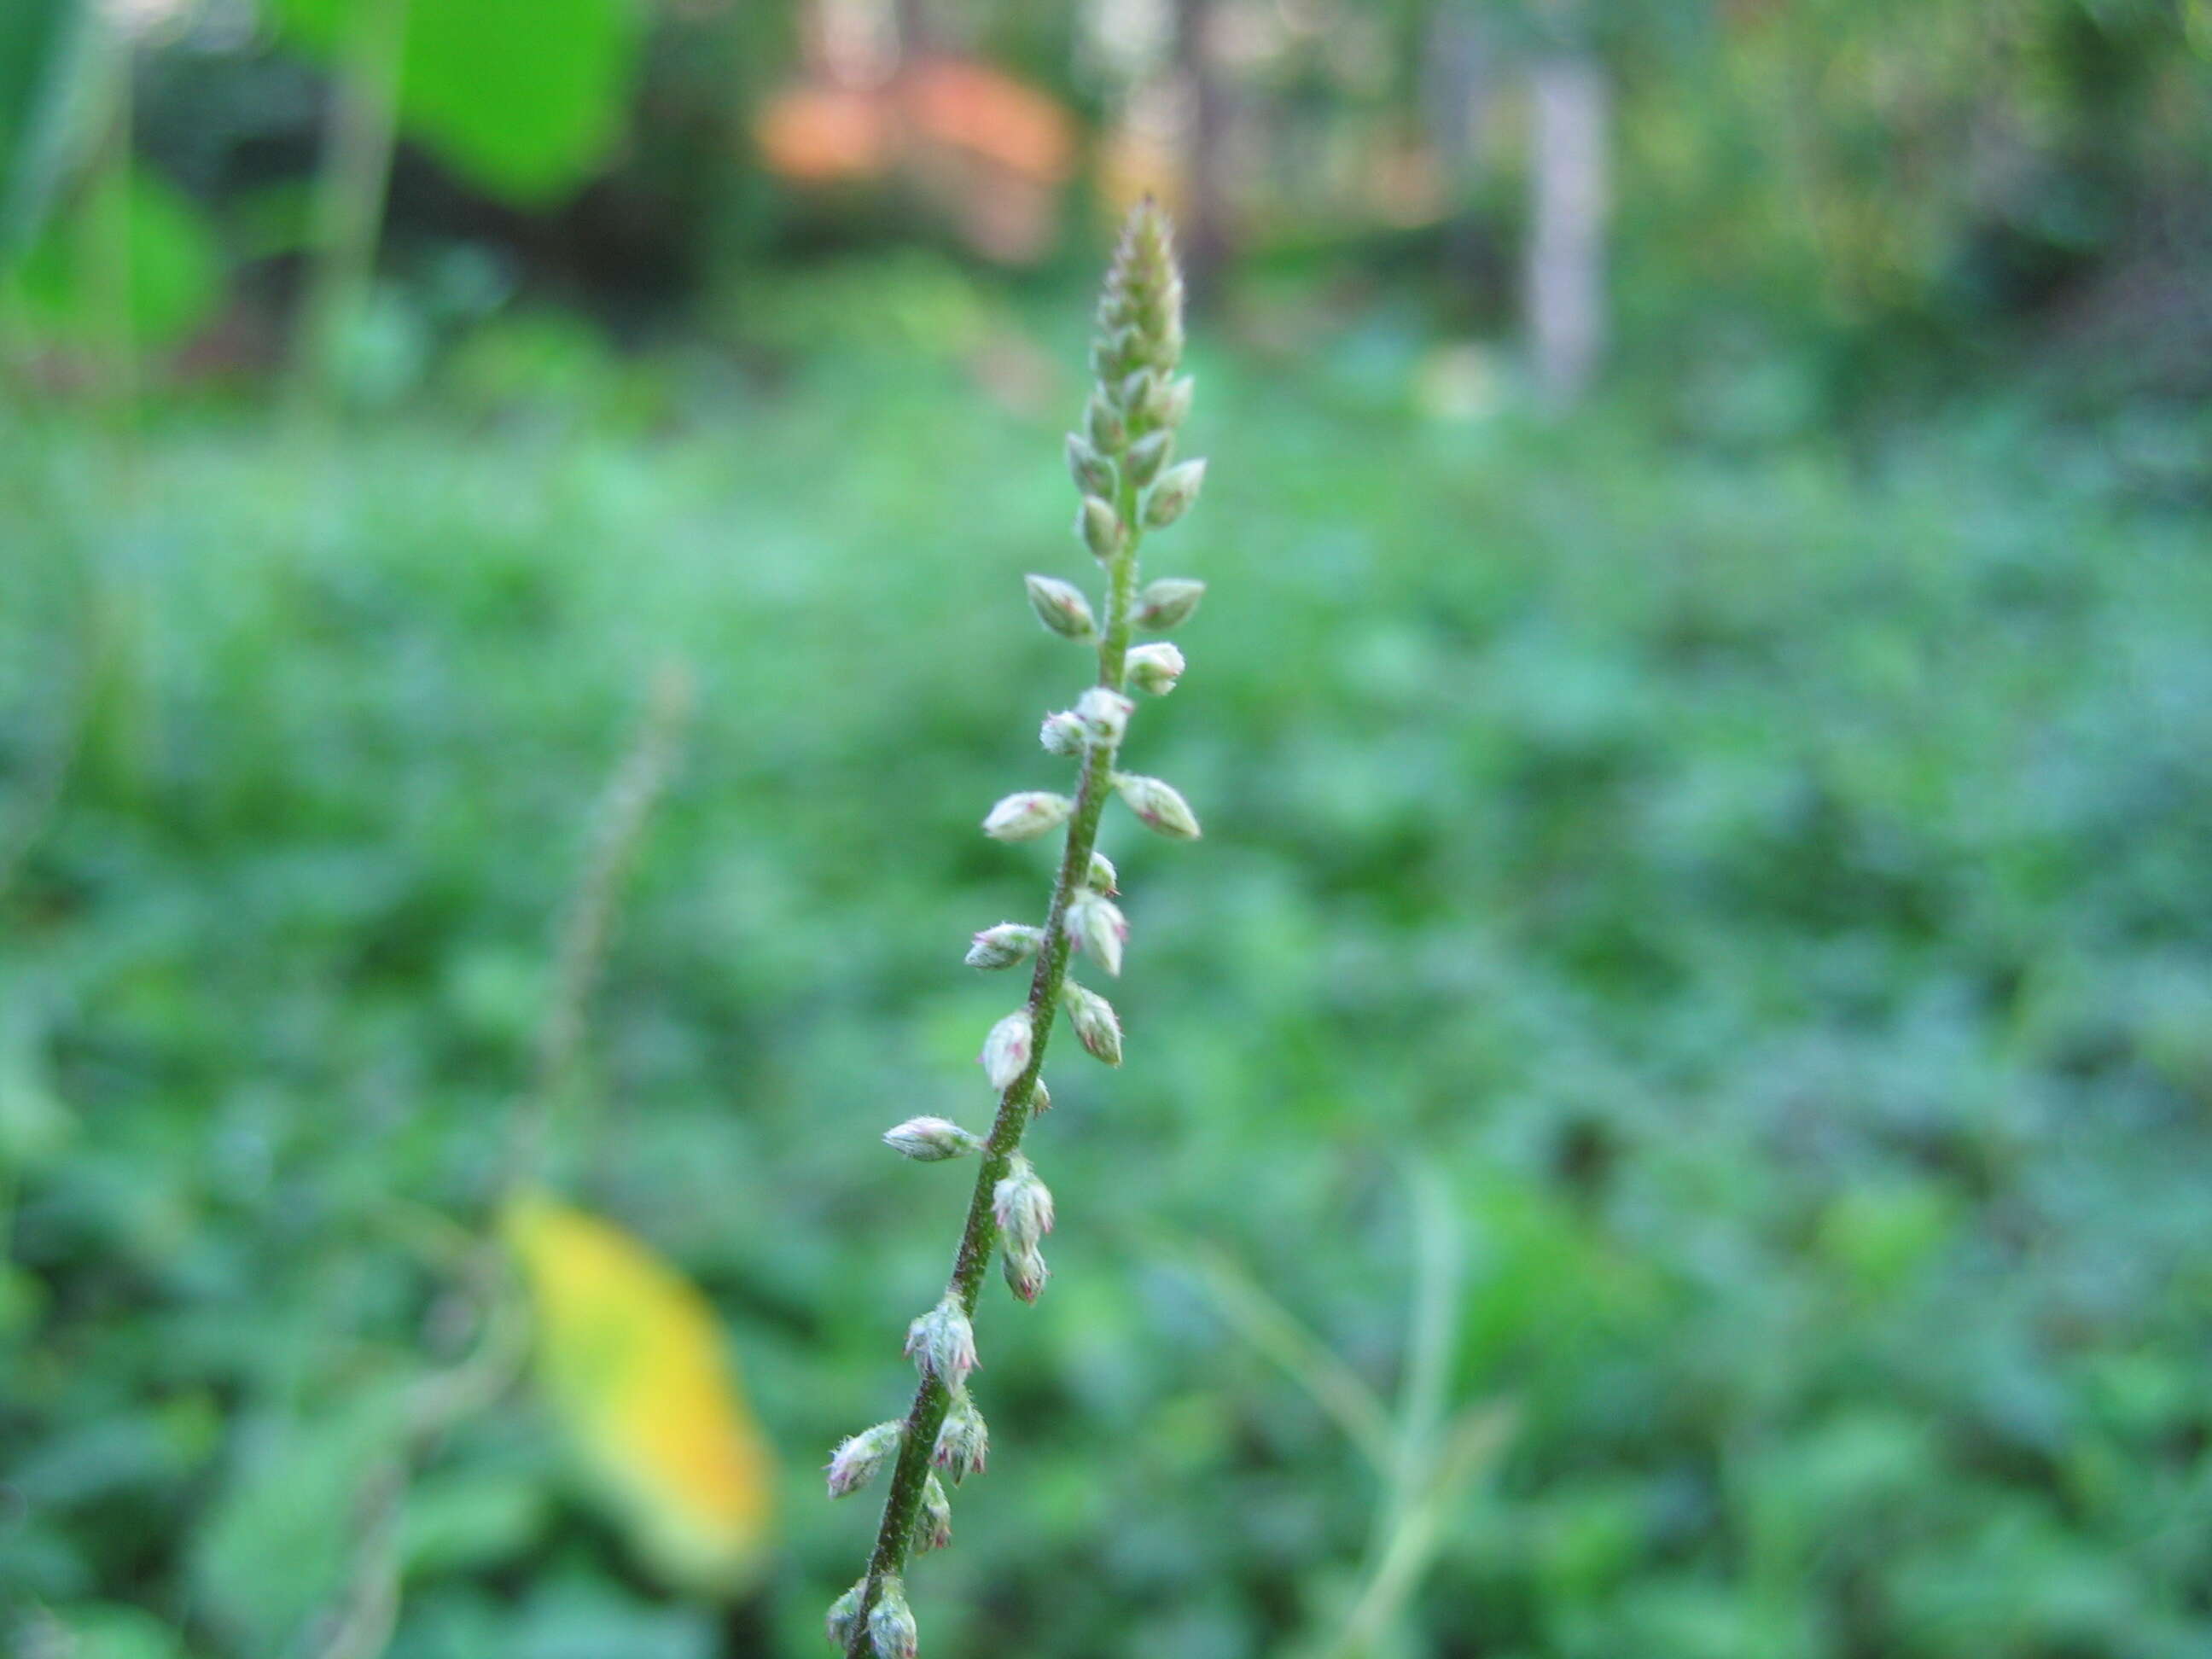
(830, 201, 1214, 1656)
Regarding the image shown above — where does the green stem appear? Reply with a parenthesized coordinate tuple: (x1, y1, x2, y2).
(846, 478, 1145, 1651)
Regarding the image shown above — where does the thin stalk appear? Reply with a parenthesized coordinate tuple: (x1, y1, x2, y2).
(847, 482, 1148, 1650)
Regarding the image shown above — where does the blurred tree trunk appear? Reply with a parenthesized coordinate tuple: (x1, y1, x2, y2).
(1423, 3, 1493, 291)
(1523, 49, 1609, 406)
(1173, 0, 1230, 304)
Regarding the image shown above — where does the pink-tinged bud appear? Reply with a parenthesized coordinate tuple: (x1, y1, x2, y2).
(980, 1010, 1033, 1091)
(983, 791, 1073, 841)
(1003, 1241, 1050, 1303)
(1039, 709, 1087, 756)
(905, 1296, 979, 1388)
(1076, 686, 1134, 747)
(934, 1387, 989, 1482)
(1086, 392, 1126, 451)
(1085, 851, 1119, 894)
(827, 1580, 866, 1648)
(1151, 374, 1196, 428)
(1125, 641, 1185, 697)
(1135, 577, 1205, 631)
(825, 1419, 904, 1498)
(1124, 428, 1173, 487)
(1078, 495, 1123, 562)
(1068, 890, 1127, 976)
(993, 1154, 1057, 1249)
(868, 1579, 919, 1659)
(1114, 772, 1202, 840)
(915, 1474, 953, 1555)
(1143, 458, 1207, 528)
(1062, 981, 1123, 1066)
(1064, 433, 1115, 499)
(882, 1116, 981, 1161)
(1024, 573, 1097, 641)
(966, 923, 1043, 970)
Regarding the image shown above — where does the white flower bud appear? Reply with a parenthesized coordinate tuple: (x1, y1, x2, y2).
(1062, 981, 1123, 1067)
(993, 1154, 1057, 1250)
(1064, 433, 1115, 499)
(1125, 641, 1185, 697)
(1135, 578, 1205, 631)
(1024, 573, 1096, 641)
(1086, 392, 1125, 451)
(1119, 367, 1155, 413)
(934, 1387, 989, 1482)
(982, 791, 1073, 841)
(1114, 771, 1202, 840)
(1151, 374, 1196, 428)
(966, 923, 1042, 970)
(915, 1474, 953, 1555)
(1027, 1076, 1051, 1115)
(826, 1419, 904, 1497)
(1003, 1241, 1050, 1304)
(1077, 496, 1122, 562)
(905, 1295, 979, 1388)
(1068, 889, 1126, 976)
(1075, 686, 1133, 746)
(1085, 851, 1119, 894)
(882, 1116, 982, 1161)
(869, 1578, 919, 1659)
(1039, 709, 1087, 756)
(827, 1580, 867, 1649)
(1124, 428, 1173, 487)
(979, 1009, 1033, 1091)
(1143, 458, 1207, 528)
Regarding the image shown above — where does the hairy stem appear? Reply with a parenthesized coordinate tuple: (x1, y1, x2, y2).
(847, 486, 1144, 1650)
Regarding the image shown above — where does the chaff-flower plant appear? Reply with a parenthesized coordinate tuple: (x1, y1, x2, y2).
(824, 201, 1210, 1656)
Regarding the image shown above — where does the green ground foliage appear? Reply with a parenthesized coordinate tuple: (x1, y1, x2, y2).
(5, 311, 2211, 1656)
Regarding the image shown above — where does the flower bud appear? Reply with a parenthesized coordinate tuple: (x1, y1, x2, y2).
(980, 1009, 1033, 1091)
(1119, 368, 1155, 414)
(1124, 428, 1173, 488)
(1077, 496, 1123, 562)
(1064, 433, 1115, 499)
(905, 1295, 980, 1388)
(869, 1578, 919, 1659)
(1075, 686, 1133, 746)
(1062, 981, 1123, 1066)
(983, 791, 1073, 841)
(827, 1580, 866, 1649)
(966, 922, 1043, 970)
(1143, 458, 1207, 528)
(1068, 889, 1127, 976)
(1086, 392, 1125, 451)
(1027, 1076, 1051, 1115)
(934, 1387, 989, 1482)
(916, 1474, 953, 1555)
(1135, 578, 1205, 631)
(882, 1116, 982, 1161)
(1150, 373, 1196, 428)
(1024, 573, 1097, 641)
(993, 1154, 1057, 1250)
(1126, 641, 1185, 697)
(1113, 771, 1202, 840)
(1003, 1241, 1050, 1304)
(826, 1419, 904, 1497)
(1085, 851, 1119, 894)
(1039, 709, 1087, 756)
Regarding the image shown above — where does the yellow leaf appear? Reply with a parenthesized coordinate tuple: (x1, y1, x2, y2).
(503, 1191, 776, 1597)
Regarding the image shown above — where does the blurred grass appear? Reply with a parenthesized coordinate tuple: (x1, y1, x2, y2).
(4, 313, 2212, 1658)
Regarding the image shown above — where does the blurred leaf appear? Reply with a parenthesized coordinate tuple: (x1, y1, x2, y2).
(16, 166, 220, 347)
(271, 0, 643, 204)
(0, 0, 90, 259)
(504, 1192, 775, 1598)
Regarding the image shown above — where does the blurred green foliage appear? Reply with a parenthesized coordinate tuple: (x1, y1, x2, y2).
(4, 282, 2211, 1659)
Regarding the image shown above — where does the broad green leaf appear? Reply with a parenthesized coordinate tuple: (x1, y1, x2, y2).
(16, 166, 221, 347)
(273, 0, 643, 204)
